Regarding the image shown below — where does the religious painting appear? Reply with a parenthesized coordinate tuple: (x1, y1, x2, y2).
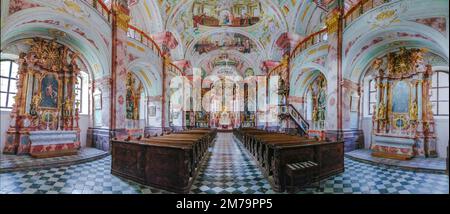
(392, 81, 410, 113)
(40, 74, 59, 108)
(193, 33, 255, 55)
(192, 0, 262, 28)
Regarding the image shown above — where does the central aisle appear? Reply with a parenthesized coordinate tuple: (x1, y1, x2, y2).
(189, 132, 275, 194)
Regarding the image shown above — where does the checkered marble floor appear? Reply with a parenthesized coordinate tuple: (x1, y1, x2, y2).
(190, 133, 274, 194)
(0, 148, 108, 173)
(0, 133, 448, 194)
(345, 149, 446, 173)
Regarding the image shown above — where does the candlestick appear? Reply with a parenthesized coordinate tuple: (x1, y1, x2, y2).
(56, 112, 61, 131)
(46, 112, 50, 131)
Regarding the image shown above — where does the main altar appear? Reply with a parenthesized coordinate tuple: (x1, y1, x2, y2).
(3, 38, 81, 158)
(371, 48, 436, 160)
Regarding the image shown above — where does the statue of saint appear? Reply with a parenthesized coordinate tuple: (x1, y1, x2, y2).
(312, 108, 318, 122)
(30, 93, 42, 116)
(377, 102, 386, 120)
(409, 100, 418, 121)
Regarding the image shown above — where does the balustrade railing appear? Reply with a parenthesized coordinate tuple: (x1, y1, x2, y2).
(166, 62, 184, 76)
(290, 28, 328, 59)
(344, 0, 393, 28)
(127, 25, 163, 58)
(82, 0, 111, 22)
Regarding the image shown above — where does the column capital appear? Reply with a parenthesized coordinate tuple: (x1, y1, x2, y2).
(112, 1, 130, 31)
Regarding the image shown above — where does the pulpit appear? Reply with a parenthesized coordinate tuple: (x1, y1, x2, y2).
(29, 131, 79, 158)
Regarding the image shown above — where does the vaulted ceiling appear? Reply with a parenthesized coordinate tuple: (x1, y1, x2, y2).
(129, 0, 330, 76)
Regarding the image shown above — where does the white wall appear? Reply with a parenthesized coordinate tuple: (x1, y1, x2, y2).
(78, 114, 91, 148)
(361, 117, 373, 150)
(435, 118, 449, 158)
(361, 116, 449, 158)
(0, 111, 11, 153)
(0, 110, 91, 153)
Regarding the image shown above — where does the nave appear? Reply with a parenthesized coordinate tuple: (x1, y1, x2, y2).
(1, 133, 448, 194)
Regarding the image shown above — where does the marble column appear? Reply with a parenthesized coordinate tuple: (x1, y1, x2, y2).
(110, 0, 130, 138)
(325, 0, 344, 139)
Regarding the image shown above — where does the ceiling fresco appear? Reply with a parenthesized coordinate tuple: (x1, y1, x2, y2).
(193, 32, 255, 55)
(127, 0, 333, 76)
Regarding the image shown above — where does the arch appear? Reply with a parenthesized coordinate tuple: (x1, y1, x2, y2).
(1, 7, 111, 80)
(291, 68, 327, 98)
(127, 59, 163, 97)
(290, 62, 327, 95)
(192, 49, 262, 76)
(344, 22, 449, 83)
(130, 0, 165, 34)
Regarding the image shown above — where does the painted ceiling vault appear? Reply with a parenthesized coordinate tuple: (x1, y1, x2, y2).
(129, 0, 329, 76)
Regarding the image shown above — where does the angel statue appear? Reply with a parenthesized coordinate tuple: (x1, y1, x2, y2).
(30, 93, 42, 116)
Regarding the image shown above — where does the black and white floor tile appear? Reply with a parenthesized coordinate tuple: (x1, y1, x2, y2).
(0, 133, 448, 194)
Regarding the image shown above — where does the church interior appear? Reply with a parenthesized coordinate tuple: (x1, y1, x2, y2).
(0, 0, 448, 194)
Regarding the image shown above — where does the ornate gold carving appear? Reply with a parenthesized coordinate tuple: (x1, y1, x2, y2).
(28, 39, 68, 72)
(126, 73, 143, 120)
(377, 102, 386, 121)
(386, 47, 425, 78)
(326, 10, 340, 34)
(30, 93, 42, 116)
(376, 10, 396, 21)
(115, 6, 130, 31)
(409, 99, 418, 122)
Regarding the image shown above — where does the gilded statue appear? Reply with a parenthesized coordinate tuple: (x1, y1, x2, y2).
(312, 108, 318, 122)
(64, 99, 73, 117)
(377, 103, 386, 120)
(409, 100, 418, 121)
(386, 48, 425, 77)
(30, 93, 42, 116)
(372, 57, 383, 71)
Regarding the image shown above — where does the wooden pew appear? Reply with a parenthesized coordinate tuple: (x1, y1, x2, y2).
(233, 128, 344, 192)
(111, 129, 215, 193)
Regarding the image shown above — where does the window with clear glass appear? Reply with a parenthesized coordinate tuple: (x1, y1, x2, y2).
(74, 71, 89, 114)
(431, 71, 449, 116)
(0, 60, 18, 109)
(368, 79, 377, 115)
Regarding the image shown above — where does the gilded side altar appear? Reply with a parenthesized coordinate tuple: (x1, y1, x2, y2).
(3, 38, 82, 157)
(370, 48, 436, 160)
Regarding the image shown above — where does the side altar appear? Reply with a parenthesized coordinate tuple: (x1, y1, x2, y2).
(3, 38, 81, 157)
(29, 131, 79, 158)
(370, 48, 436, 160)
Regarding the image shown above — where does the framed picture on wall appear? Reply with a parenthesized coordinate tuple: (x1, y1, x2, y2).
(350, 96, 359, 112)
(94, 94, 102, 110)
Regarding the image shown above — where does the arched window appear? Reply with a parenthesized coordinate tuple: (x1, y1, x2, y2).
(368, 79, 377, 115)
(431, 71, 449, 116)
(74, 71, 89, 114)
(0, 60, 18, 109)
